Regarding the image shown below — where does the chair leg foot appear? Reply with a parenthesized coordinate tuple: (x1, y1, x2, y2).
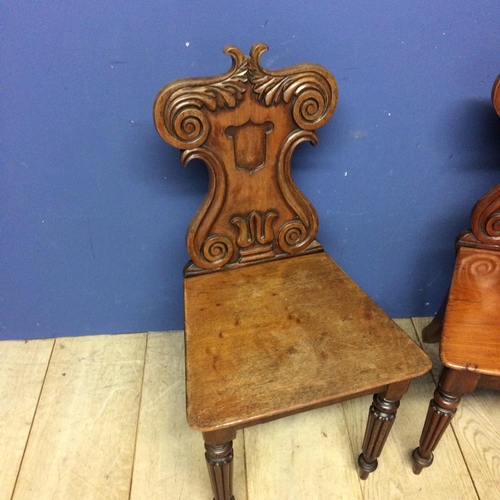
(358, 391, 401, 479)
(205, 441, 235, 500)
(358, 453, 378, 479)
(412, 447, 433, 475)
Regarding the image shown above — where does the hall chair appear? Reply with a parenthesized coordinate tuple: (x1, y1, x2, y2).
(412, 74, 500, 474)
(154, 43, 431, 499)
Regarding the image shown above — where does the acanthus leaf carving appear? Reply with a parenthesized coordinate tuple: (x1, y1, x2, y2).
(248, 43, 337, 130)
(155, 46, 249, 149)
(155, 43, 337, 151)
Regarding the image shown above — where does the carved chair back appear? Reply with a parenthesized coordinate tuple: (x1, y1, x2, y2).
(459, 74, 500, 251)
(154, 43, 337, 275)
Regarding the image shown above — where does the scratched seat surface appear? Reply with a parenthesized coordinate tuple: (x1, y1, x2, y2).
(184, 251, 430, 431)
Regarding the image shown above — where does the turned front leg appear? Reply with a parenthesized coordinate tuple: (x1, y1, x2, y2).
(358, 380, 410, 479)
(412, 368, 479, 474)
(203, 429, 236, 500)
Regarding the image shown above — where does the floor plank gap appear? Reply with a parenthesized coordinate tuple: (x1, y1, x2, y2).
(7, 339, 56, 500)
(127, 333, 150, 500)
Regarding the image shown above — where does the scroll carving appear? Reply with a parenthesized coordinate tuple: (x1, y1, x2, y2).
(155, 43, 337, 147)
(155, 47, 248, 150)
(468, 185, 500, 247)
(276, 129, 320, 254)
(459, 184, 500, 251)
(154, 43, 338, 273)
(181, 147, 235, 270)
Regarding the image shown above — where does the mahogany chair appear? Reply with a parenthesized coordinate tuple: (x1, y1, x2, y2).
(154, 43, 431, 499)
(412, 74, 500, 474)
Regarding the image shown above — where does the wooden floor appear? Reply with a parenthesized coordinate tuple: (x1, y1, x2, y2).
(1, 318, 499, 500)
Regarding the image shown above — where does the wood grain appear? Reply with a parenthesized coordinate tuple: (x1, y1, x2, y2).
(13, 334, 147, 500)
(130, 331, 247, 500)
(155, 43, 433, 498)
(184, 252, 431, 431)
(441, 247, 500, 375)
(244, 405, 364, 500)
(342, 319, 478, 500)
(153, 43, 338, 274)
(0, 339, 54, 499)
(453, 387, 500, 499)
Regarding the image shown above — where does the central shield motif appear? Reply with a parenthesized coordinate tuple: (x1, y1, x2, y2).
(226, 120, 273, 174)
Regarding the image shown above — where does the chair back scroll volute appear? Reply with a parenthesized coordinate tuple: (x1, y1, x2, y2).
(153, 43, 337, 275)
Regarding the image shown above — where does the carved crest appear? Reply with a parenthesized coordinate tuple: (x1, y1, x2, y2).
(154, 43, 338, 274)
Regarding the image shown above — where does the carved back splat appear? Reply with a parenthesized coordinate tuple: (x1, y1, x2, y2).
(459, 74, 500, 251)
(154, 43, 338, 275)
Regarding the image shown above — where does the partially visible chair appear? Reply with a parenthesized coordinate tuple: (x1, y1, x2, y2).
(412, 74, 500, 474)
(154, 43, 431, 499)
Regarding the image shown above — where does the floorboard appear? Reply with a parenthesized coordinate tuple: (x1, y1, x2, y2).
(12, 334, 147, 500)
(130, 331, 247, 500)
(2, 319, 498, 499)
(342, 319, 478, 500)
(0, 339, 54, 499)
(244, 404, 363, 500)
(412, 317, 500, 500)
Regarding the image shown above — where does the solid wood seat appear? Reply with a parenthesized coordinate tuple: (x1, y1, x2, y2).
(185, 252, 430, 431)
(441, 246, 500, 376)
(154, 43, 431, 499)
(413, 74, 500, 475)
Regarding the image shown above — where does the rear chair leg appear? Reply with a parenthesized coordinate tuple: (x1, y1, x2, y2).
(358, 380, 411, 479)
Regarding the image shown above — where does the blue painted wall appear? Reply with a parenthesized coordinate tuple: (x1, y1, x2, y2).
(1, 1, 500, 340)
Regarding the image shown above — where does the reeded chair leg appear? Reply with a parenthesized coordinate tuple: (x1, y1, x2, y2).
(205, 442, 234, 500)
(203, 429, 236, 500)
(358, 380, 410, 479)
(412, 368, 479, 474)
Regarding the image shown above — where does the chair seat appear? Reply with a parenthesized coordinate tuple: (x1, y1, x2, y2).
(184, 252, 431, 431)
(441, 246, 500, 376)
